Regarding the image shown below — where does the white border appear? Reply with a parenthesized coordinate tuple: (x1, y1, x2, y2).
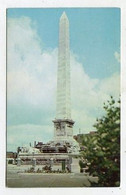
(0, 0, 126, 195)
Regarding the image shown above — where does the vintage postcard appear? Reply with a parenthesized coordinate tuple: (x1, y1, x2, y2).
(6, 7, 120, 187)
(0, 0, 126, 195)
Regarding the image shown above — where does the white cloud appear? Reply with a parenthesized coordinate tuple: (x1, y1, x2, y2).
(114, 51, 120, 63)
(71, 54, 120, 134)
(7, 17, 120, 151)
(7, 17, 57, 110)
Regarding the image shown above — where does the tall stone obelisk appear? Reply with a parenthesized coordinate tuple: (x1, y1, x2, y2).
(57, 12, 71, 119)
(53, 12, 74, 143)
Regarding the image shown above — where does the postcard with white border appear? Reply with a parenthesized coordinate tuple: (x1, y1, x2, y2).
(0, 0, 126, 195)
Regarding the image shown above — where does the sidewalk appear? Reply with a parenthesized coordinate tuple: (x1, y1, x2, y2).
(6, 165, 98, 187)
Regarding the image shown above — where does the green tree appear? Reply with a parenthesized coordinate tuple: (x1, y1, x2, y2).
(81, 97, 120, 187)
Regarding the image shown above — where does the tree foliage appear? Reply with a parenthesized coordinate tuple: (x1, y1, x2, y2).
(81, 97, 120, 187)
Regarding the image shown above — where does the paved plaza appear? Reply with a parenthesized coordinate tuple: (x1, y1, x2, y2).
(6, 165, 98, 187)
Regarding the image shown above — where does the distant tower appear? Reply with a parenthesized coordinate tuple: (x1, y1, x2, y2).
(53, 12, 74, 143)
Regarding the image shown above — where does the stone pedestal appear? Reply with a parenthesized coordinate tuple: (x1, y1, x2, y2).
(32, 158, 36, 167)
(17, 157, 21, 166)
(50, 157, 54, 169)
(71, 158, 80, 173)
(53, 119, 74, 143)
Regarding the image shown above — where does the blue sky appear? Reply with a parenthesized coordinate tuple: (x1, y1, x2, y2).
(7, 8, 120, 78)
(7, 8, 120, 151)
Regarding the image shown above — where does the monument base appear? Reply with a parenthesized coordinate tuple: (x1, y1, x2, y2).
(53, 119, 80, 154)
(53, 119, 74, 140)
(70, 157, 80, 173)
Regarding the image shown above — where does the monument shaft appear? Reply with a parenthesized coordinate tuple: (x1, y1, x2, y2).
(53, 12, 74, 142)
(57, 12, 71, 119)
